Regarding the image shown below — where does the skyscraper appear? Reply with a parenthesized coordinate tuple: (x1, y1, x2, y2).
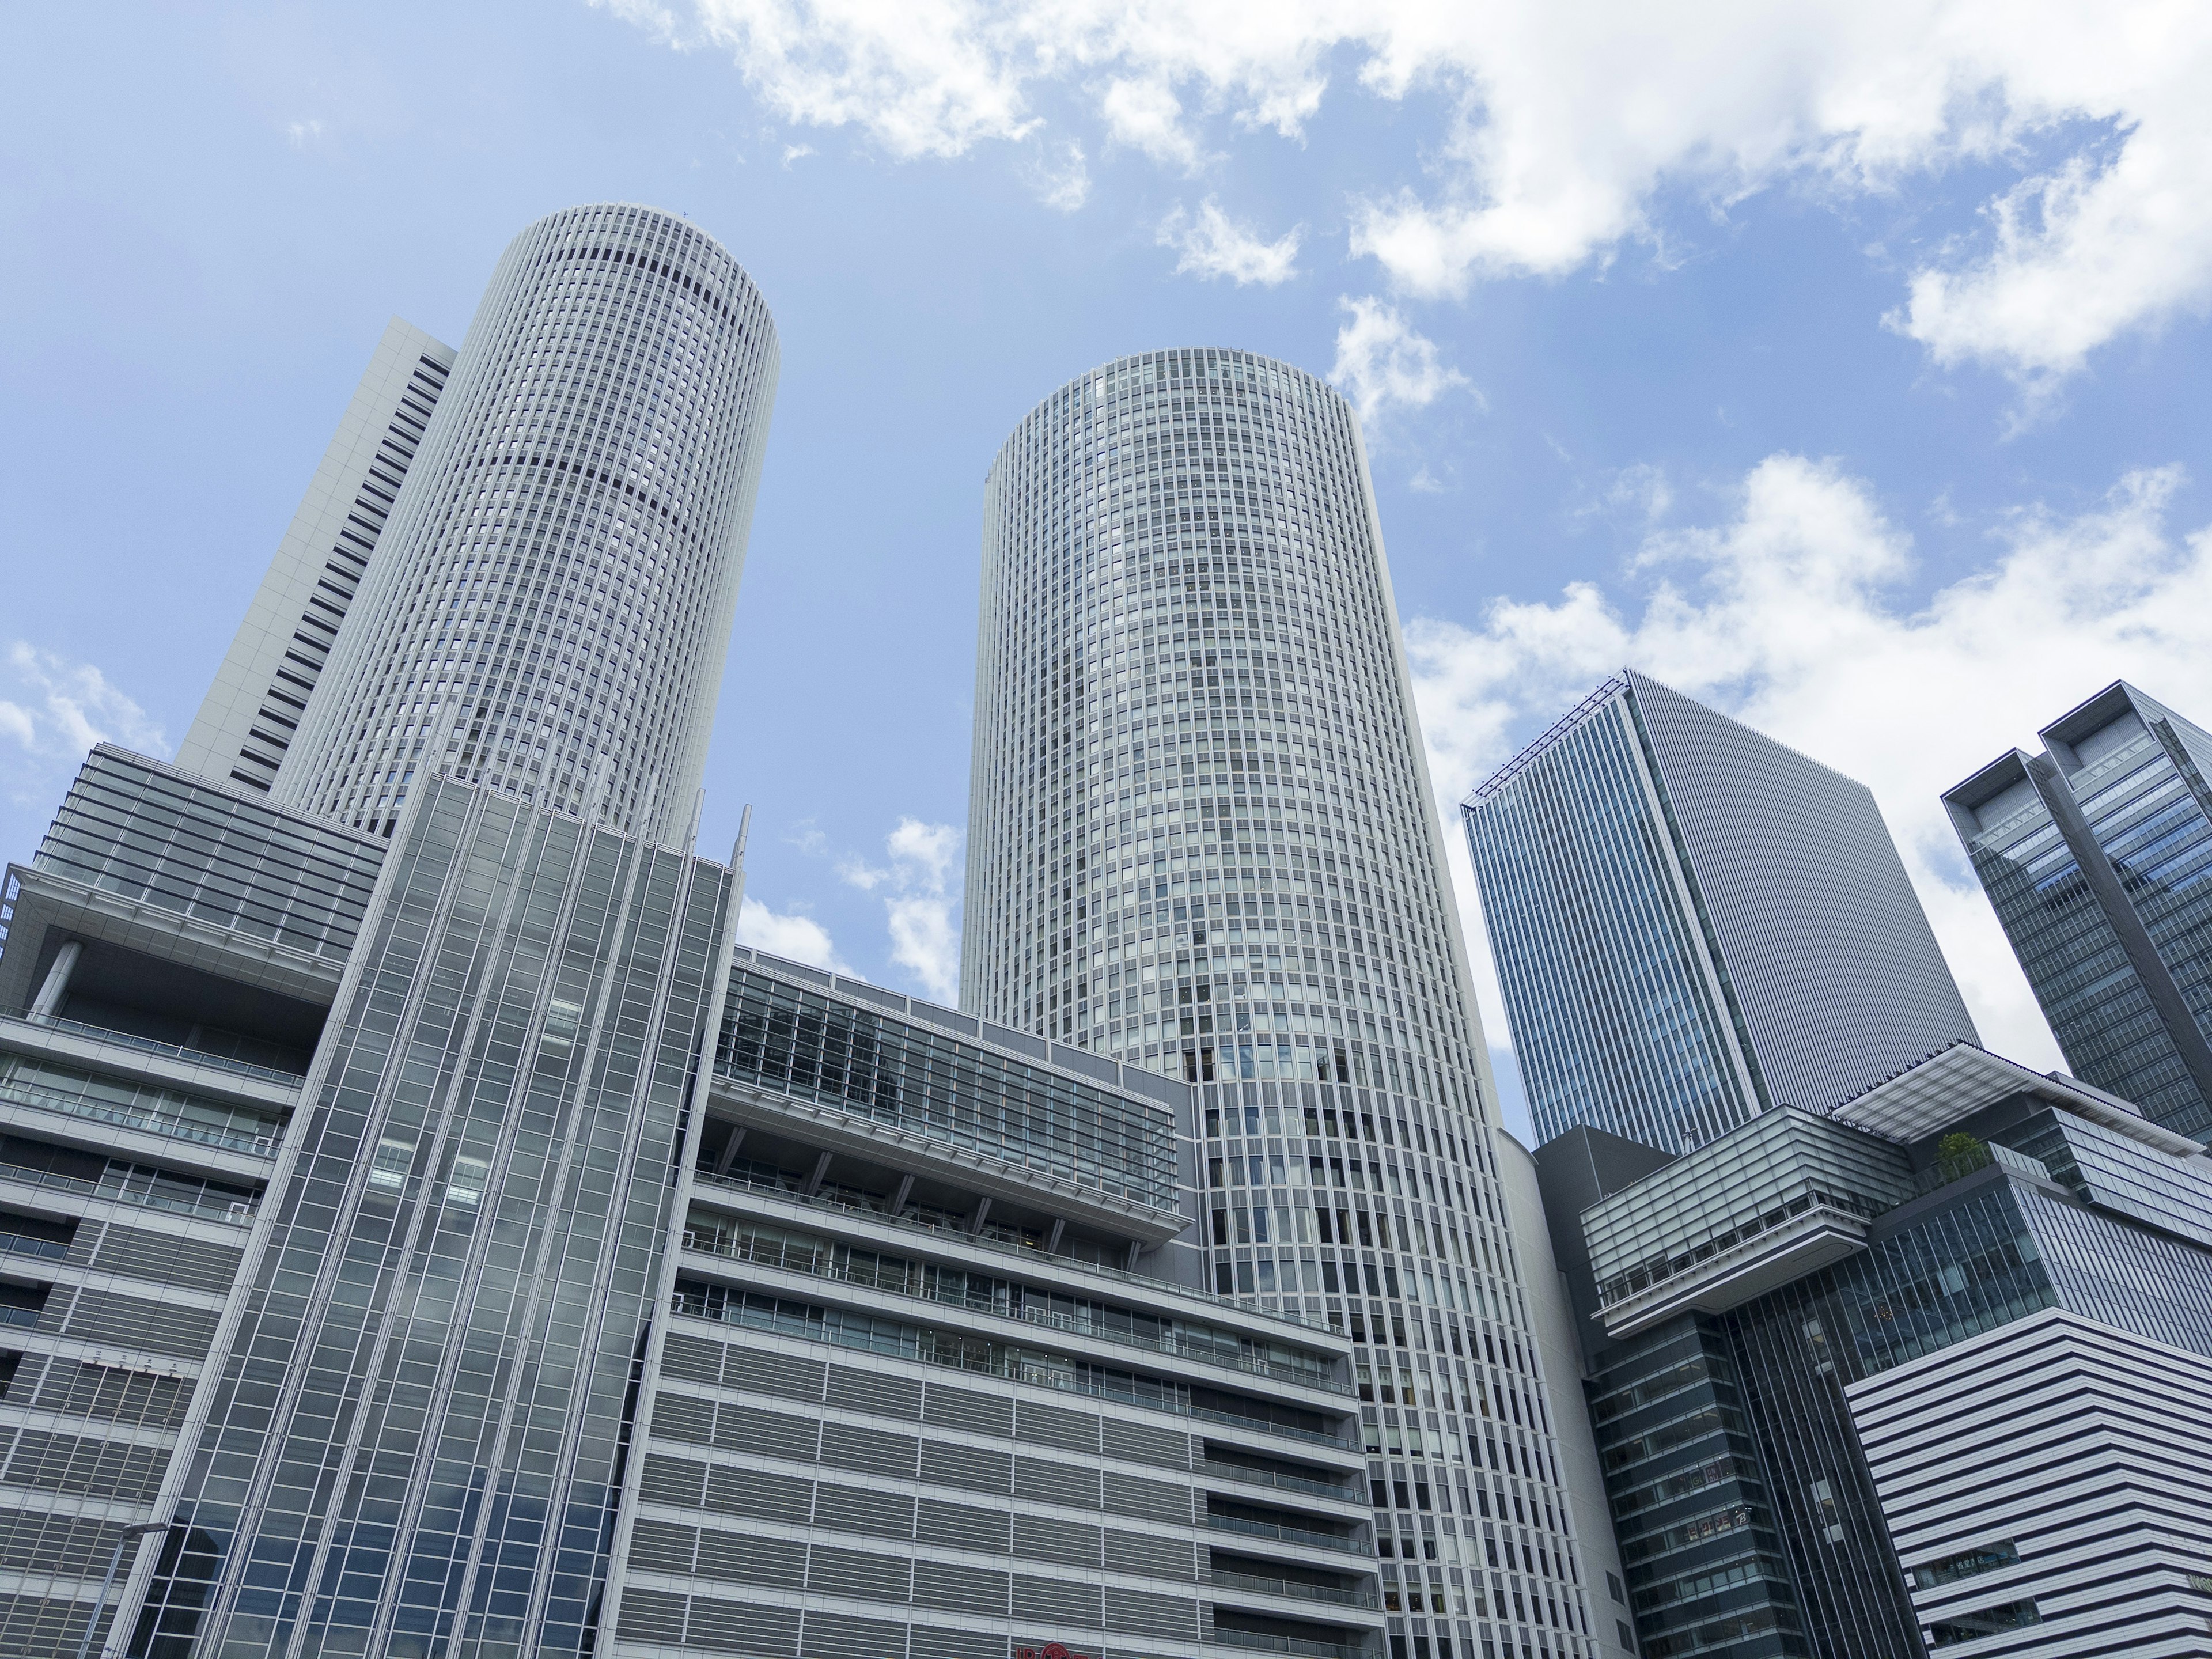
(0, 232, 1383, 1659)
(1463, 671, 1977, 1153)
(274, 202, 779, 846)
(1945, 680, 2212, 1143)
(964, 349, 1628, 1659)
(175, 319, 456, 796)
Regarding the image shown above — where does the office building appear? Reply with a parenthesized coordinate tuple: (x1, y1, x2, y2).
(0, 225, 1385, 1659)
(274, 200, 780, 846)
(175, 319, 457, 796)
(1465, 672, 1977, 1153)
(1945, 681, 2212, 1143)
(1, 753, 1375, 1659)
(1536, 1044, 2212, 1658)
(964, 349, 1630, 1659)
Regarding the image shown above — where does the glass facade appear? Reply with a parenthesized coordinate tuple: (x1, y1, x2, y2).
(1714, 1156, 2212, 1659)
(1468, 672, 1976, 1154)
(1946, 683, 2212, 1142)
(33, 746, 387, 969)
(1560, 1054, 2212, 1659)
(1465, 688, 1753, 1154)
(1587, 1317, 1802, 1659)
(717, 965, 1179, 1213)
(964, 349, 1603, 1658)
(127, 778, 733, 1658)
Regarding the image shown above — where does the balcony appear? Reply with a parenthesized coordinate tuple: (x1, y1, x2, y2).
(0, 1077, 282, 1157)
(687, 1163, 1347, 1381)
(1208, 1569, 1377, 1611)
(1197, 1460, 1362, 1505)
(1203, 1514, 1369, 1555)
(680, 1226, 1346, 1401)
(1, 1007, 306, 1089)
(0, 1152, 255, 1226)
(1210, 1627, 1372, 1659)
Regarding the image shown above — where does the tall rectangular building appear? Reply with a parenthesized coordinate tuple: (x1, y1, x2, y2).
(1464, 671, 1978, 1152)
(174, 319, 455, 795)
(1944, 680, 2212, 1144)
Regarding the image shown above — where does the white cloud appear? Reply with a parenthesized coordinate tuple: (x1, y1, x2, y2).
(604, 0, 2212, 390)
(842, 816, 963, 1002)
(1024, 137, 1090, 211)
(736, 897, 852, 974)
(1404, 452, 2212, 1075)
(1328, 296, 1469, 425)
(1157, 198, 1302, 285)
(285, 119, 325, 151)
(2, 643, 165, 762)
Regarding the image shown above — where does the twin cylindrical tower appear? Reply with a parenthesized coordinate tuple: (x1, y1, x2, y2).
(252, 215, 1595, 1654)
(275, 202, 778, 846)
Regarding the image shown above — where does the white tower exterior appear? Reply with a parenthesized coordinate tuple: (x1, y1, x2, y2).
(275, 202, 778, 845)
(965, 349, 1618, 1658)
(176, 317, 456, 794)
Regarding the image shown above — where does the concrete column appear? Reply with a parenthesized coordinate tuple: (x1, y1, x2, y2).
(29, 940, 81, 1020)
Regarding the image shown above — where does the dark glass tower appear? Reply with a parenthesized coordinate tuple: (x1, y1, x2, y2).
(1464, 671, 1978, 1152)
(1945, 680, 2212, 1144)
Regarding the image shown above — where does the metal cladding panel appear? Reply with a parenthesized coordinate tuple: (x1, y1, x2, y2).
(123, 778, 734, 1659)
(1624, 670, 1979, 1113)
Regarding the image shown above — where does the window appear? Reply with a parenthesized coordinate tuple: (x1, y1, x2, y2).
(1913, 1540, 2020, 1589)
(1928, 1600, 2040, 1645)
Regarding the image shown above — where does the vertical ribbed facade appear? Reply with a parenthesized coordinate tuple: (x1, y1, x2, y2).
(964, 348, 1611, 1659)
(1466, 671, 1978, 1153)
(274, 202, 779, 847)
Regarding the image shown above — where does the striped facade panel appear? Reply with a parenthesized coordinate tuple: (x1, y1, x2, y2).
(1847, 1306, 2212, 1657)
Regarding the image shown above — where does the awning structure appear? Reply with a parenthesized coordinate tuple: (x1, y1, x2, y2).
(1831, 1041, 2206, 1157)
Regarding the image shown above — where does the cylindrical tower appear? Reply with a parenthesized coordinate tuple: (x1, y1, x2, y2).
(275, 202, 778, 845)
(965, 348, 1605, 1656)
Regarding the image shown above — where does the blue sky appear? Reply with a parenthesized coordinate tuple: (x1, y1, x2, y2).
(7, 1, 2212, 1140)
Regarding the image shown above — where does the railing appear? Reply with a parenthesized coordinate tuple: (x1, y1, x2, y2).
(676, 1289, 1351, 1448)
(1191, 1405, 1351, 1449)
(688, 1164, 1346, 1384)
(0, 1230, 68, 1262)
(0, 1080, 281, 1157)
(0, 1304, 41, 1329)
(1, 1008, 306, 1088)
(680, 1228, 1342, 1392)
(1465, 676, 1628, 805)
(0, 1157, 254, 1226)
(1915, 1141, 2066, 1196)
(1210, 1627, 1370, 1659)
(1209, 1570, 1376, 1609)
(1204, 1514, 1368, 1555)
(1198, 1460, 1360, 1503)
